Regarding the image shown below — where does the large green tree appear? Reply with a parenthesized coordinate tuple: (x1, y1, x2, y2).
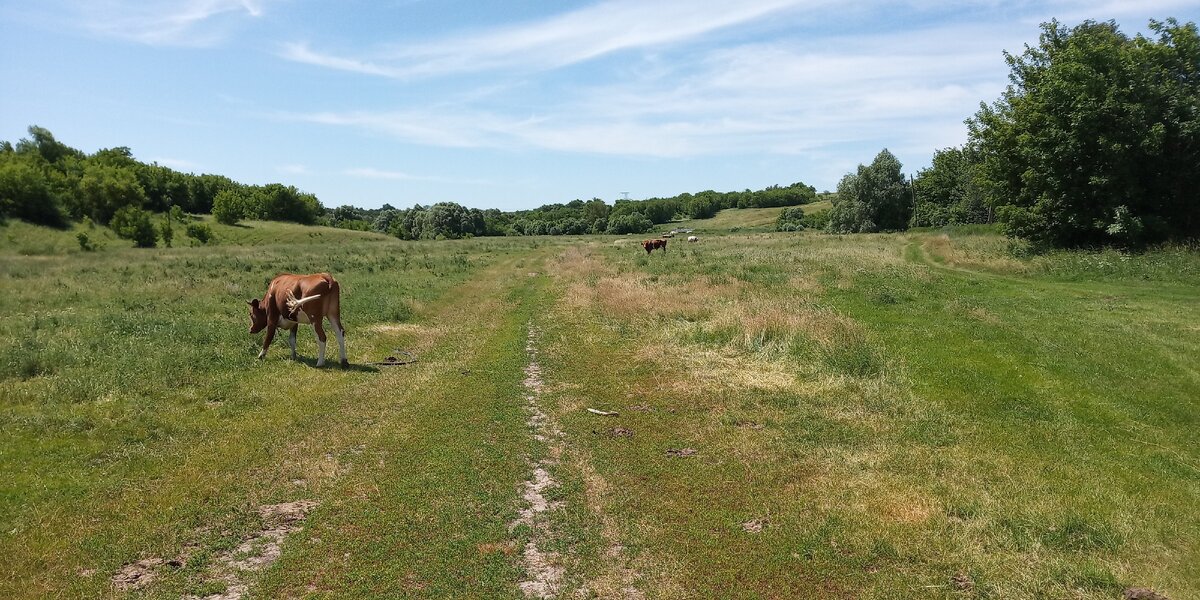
(910, 146, 990, 228)
(968, 18, 1200, 247)
(826, 149, 911, 233)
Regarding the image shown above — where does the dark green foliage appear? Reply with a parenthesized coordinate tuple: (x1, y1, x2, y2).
(827, 149, 912, 233)
(257, 183, 321, 224)
(76, 231, 98, 251)
(605, 212, 654, 234)
(0, 154, 68, 227)
(185, 222, 213, 244)
(775, 206, 807, 231)
(211, 189, 250, 225)
(968, 18, 1200, 247)
(0, 126, 322, 230)
(109, 205, 158, 247)
(911, 147, 991, 228)
(800, 208, 832, 231)
(159, 214, 174, 248)
(77, 163, 148, 224)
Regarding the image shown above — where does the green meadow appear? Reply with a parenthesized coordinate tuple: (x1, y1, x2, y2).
(1, 219, 1197, 599)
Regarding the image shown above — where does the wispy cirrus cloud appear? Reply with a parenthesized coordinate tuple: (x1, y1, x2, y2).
(73, 0, 268, 46)
(343, 167, 494, 186)
(280, 0, 824, 78)
(283, 20, 1014, 160)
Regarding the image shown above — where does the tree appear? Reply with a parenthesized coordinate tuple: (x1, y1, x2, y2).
(605, 212, 653, 234)
(826, 149, 911, 233)
(258, 184, 321, 224)
(212, 189, 251, 225)
(78, 164, 148, 224)
(0, 155, 67, 226)
(910, 147, 989, 228)
(109, 205, 158, 247)
(968, 18, 1200, 247)
(15, 126, 82, 164)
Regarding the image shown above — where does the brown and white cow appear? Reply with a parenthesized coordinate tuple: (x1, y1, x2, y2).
(248, 272, 347, 367)
(642, 239, 668, 254)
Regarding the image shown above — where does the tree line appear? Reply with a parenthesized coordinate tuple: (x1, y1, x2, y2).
(805, 18, 1199, 248)
(323, 181, 817, 240)
(0, 126, 321, 247)
(0, 124, 818, 244)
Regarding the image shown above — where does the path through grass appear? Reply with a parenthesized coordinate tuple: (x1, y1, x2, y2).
(2, 223, 1197, 599)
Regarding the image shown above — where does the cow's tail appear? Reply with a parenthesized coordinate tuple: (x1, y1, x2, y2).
(286, 289, 322, 314)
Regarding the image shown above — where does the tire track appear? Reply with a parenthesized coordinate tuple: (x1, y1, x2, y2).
(513, 325, 565, 598)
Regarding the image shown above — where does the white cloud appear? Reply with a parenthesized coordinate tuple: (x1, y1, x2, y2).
(282, 19, 1015, 160)
(343, 167, 417, 180)
(342, 167, 494, 186)
(75, 0, 268, 46)
(280, 0, 826, 78)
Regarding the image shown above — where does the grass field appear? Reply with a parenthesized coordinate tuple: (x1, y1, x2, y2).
(2, 218, 1197, 599)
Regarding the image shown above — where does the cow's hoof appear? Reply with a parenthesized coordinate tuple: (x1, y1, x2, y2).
(340, 360, 350, 369)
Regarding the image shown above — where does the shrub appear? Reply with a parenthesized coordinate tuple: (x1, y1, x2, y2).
(76, 231, 98, 251)
(109, 205, 158, 248)
(186, 222, 213, 244)
(775, 206, 807, 231)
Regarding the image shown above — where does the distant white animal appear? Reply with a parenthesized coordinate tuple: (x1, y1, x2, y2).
(687, 235, 699, 243)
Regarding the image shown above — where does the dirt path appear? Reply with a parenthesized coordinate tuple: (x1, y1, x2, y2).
(513, 326, 566, 598)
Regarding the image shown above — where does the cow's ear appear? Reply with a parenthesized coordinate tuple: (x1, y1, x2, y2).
(248, 298, 259, 307)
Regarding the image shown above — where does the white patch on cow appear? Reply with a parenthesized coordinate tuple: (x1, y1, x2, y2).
(334, 326, 346, 364)
(316, 340, 326, 367)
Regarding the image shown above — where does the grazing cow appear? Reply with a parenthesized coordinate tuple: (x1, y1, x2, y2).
(687, 235, 699, 243)
(248, 272, 348, 367)
(642, 239, 668, 254)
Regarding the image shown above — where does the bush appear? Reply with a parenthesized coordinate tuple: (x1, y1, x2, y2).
(109, 206, 157, 247)
(775, 206, 807, 231)
(186, 222, 213, 244)
(76, 231, 98, 251)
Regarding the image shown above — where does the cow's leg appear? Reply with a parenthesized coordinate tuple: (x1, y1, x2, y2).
(288, 327, 298, 360)
(329, 315, 348, 368)
(313, 321, 328, 367)
(258, 324, 277, 360)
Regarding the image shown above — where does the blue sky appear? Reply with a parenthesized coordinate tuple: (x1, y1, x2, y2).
(2, 1, 1197, 211)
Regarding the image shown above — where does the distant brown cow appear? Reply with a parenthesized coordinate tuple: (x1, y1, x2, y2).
(248, 273, 347, 368)
(642, 239, 668, 254)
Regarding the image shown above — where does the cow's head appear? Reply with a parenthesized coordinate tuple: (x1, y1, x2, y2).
(247, 298, 268, 333)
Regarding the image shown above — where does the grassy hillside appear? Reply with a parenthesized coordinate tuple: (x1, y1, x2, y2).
(2, 222, 1196, 599)
(664, 201, 832, 234)
(0, 216, 391, 257)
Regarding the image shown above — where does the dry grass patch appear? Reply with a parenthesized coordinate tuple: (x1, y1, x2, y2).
(924, 233, 1030, 274)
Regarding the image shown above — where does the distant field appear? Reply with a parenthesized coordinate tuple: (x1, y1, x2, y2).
(665, 201, 832, 234)
(2, 221, 1197, 599)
